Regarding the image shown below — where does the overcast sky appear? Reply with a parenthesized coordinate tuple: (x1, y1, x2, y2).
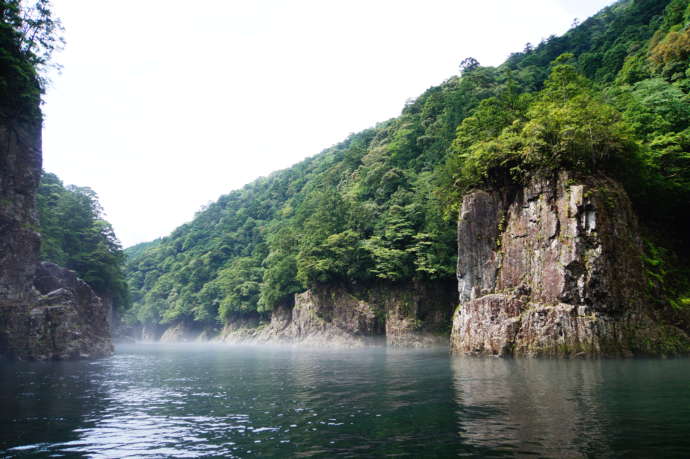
(42, 0, 615, 248)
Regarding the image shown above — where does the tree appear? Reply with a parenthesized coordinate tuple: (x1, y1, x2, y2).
(37, 172, 130, 312)
(459, 57, 479, 75)
(0, 0, 63, 118)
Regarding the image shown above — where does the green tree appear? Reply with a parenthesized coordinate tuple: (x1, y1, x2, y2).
(0, 0, 63, 118)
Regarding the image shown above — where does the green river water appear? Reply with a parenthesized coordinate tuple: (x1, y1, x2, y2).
(1, 344, 689, 457)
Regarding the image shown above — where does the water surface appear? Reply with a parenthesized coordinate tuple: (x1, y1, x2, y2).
(1, 344, 689, 457)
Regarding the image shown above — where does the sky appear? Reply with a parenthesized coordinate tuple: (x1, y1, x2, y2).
(41, 0, 616, 248)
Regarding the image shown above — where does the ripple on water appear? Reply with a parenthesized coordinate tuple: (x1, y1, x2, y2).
(1, 345, 690, 457)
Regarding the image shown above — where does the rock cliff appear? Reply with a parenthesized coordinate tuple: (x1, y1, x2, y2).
(217, 282, 455, 347)
(29, 262, 113, 359)
(0, 121, 41, 305)
(0, 119, 113, 360)
(219, 286, 384, 347)
(0, 119, 42, 358)
(450, 172, 689, 357)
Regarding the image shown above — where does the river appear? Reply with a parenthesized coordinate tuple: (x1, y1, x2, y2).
(1, 344, 689, 457)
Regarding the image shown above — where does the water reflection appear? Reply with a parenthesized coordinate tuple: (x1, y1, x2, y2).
(452, 358, 613, 456)
(2, 345, 690, 457)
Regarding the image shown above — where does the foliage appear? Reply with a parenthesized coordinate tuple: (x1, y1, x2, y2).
(0, 0, 63, 119)
(126, 0, 690, 327)
(643, 238, 690, 337)
(37, 172, 129, 312)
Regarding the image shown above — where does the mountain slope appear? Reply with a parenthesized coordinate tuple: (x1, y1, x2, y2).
(125, 0, 689, 334)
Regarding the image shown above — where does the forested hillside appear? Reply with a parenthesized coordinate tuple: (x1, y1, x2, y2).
(37, 172, 129, 313)
(126, 0, 690, 329)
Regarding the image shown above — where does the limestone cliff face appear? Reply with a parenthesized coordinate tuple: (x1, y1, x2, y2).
(218, 282, 455, 347)
(450, 172, 689, 357)
(0, 120, 113, 360)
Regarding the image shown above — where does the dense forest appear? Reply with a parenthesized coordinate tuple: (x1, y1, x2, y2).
(125, 0, 690, 329)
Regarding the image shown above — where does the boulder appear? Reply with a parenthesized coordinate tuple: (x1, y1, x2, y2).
(27, 262, 113, 360)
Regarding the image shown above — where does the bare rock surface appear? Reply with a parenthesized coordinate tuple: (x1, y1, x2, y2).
(219, 282, 455, 348)
(28, 262, 113, 359)
(451, 172, 690, 357)
(159, 322, 198, 343)
(376, 281, 455, 348)
(0, 120, 113, 360)
(220, 287, 383, 347)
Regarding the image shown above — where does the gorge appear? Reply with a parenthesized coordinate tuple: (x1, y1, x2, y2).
(2, 0, 690, 456)
(2, 0, 690, 359)
(122, 0, 690, 355)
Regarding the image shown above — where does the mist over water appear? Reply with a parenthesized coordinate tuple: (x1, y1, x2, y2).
(1, 344, 689, 457)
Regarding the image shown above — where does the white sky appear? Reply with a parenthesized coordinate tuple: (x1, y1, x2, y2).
(42, 0, 615, 248)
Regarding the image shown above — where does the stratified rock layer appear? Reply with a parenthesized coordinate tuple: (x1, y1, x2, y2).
(450, 172, 689, 357)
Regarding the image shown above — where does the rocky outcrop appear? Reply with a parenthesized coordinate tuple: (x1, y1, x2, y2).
(0, 121, 41, 303)
(450, 172, 690, 357)
(221, 287, 384, 347)
(219, 282, 456, 347)
(159, 322, 194, 343)
(27, 262, 113, 359)
(0, 118, 113, 360)
(1, 261, 114, 361)
(288, 288, 382, 345)
(158, 321, 216, 343)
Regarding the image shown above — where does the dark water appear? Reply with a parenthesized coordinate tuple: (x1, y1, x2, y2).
(1, 345, 689, 458)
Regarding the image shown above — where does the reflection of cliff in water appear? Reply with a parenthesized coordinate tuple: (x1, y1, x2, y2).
(451, 357, 612, 457)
